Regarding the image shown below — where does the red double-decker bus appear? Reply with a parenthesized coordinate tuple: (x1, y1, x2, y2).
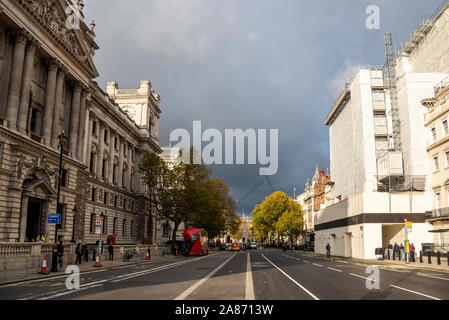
(184, 228, 209, 256)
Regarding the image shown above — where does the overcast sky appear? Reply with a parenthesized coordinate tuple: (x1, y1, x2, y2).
(83, 0, 444, 215)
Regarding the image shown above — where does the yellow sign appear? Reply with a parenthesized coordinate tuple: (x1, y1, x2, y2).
(406, 241, 410, 253)
(406, 221, 412, 228)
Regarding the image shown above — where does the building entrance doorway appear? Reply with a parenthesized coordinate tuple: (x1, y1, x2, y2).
(344, 232, 352, 258)
(26, 198, 43, 241)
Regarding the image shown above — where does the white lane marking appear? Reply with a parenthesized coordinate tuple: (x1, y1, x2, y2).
(303, 260, 310, 264)
(175, 254, 236, 300)
(112, 254, 214, 282)
(390, 285, 441, 300)
(26, 254, 222, 300)
(246, 253, 255, 300)
(349, 273, 376, 281)
(262, 254, 319, 300)
(313, 263, 323, 267)
(328, 267, 343, 272)
(37, 284, 104, 300)
(417, 273, 449, 281)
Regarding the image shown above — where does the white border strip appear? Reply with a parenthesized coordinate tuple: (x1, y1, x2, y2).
(246, 253, 255, 300)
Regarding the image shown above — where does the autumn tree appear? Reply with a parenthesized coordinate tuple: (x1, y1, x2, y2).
(251, 191, 304, 244)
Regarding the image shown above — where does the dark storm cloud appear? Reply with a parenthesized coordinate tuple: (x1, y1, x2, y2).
(83, 0, 444, 215)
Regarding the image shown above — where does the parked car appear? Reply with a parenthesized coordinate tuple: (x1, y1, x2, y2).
(248, 242, 257, 249)
(232, 243, 241, 251)
(226, 243, 233, 251)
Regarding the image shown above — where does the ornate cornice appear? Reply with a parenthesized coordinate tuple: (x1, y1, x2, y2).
(16, 0, 99, 78)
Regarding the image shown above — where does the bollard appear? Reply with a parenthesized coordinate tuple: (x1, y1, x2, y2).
(419, 251, 423, 263)
(428, 251, 432, 264)
(437, 251, 441, 265)
(387, 249, 390, 260)
(393, 250, 396, 260)
(398, 250, 402, 261)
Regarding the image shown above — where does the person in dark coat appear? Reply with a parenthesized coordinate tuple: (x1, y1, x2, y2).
(326, 243, 331, 257)
(82, 244, 89, 262)
(108, 244, 114, 261)
(75, 241, 83, 265)
(57, 241, 64, 268)
(393, 243, 399, 259)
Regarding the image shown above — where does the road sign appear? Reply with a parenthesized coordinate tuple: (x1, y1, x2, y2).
(48, 214, 61, 224)
(95, 219, 102, 226)
(406, 221, 412, 233)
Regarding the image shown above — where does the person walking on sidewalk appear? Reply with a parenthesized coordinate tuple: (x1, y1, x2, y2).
(108, 244, 114, 261)
(82, 243, 89, 262)
(326, 243, 331, 258)
(57, 241, 64, 268)
(75, 241, 83, 265)
(393, 243, 399, 260)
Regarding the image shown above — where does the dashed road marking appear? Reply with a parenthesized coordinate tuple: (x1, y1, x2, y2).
(313, 263, 323, 267)
(328, 267, 343, 272)
(262, 254, 319, 300)
(349, 273, 376, 281)
(389, 285, 441, 300)
(417, 273, 449, 281)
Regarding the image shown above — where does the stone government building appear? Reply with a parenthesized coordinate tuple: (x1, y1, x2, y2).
(0, 0, 165, 245)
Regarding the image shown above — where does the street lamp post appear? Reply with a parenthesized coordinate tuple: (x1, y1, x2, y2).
(54, 128, 67, 243)
(71, 206, 78, 242)
(51, 129, 67, 272)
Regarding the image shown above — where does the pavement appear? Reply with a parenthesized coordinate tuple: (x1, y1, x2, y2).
(1, 248, 448, 300)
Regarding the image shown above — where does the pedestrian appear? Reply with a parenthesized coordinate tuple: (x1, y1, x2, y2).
(51, 243, 59, 272)
(400, 243, 404, 260)
(82, 243, 89, 262)
(393, 242, 399, 260)
(75, 241, 83, 265)
(108, 243, 114, 261)
(326, 243, 331, 258)
(57, 241, 64, 268)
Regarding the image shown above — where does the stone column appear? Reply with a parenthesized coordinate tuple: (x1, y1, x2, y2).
(17, 39, 38, 134)
(41, 59, 59, 145)
(68, 83, 82, 156)
(82, 99, 91, 165)
(50, 67, 67, 149)
(108, 130, 115, 183)
(5, 30, 27, 130)
(127, 144, 132, 191)
(77, 91, 88, 159)
(19, 194, 29, 242)
(85, 112, 94, 166)
(118, 138, 124, 187)
(96, 122, 105, 179)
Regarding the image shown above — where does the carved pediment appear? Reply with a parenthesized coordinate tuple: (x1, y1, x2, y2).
(19, 0, 99, 78)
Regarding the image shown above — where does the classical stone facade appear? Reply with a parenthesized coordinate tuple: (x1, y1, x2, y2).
(0, 0, 162, 244)
(423, 80, 449, 248)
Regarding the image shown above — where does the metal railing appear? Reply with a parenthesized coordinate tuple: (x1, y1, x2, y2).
(425, 208, 449, 219)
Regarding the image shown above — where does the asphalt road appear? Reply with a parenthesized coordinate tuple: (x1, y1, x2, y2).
(1, 249, 448, 300)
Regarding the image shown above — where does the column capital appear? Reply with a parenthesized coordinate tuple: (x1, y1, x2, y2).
(13, 29, 29, 45)
(27, 39, 40, 52)
(58, 65, 69, 77)
(47, 58, 59, 72)
(71, 81, 82, 92)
